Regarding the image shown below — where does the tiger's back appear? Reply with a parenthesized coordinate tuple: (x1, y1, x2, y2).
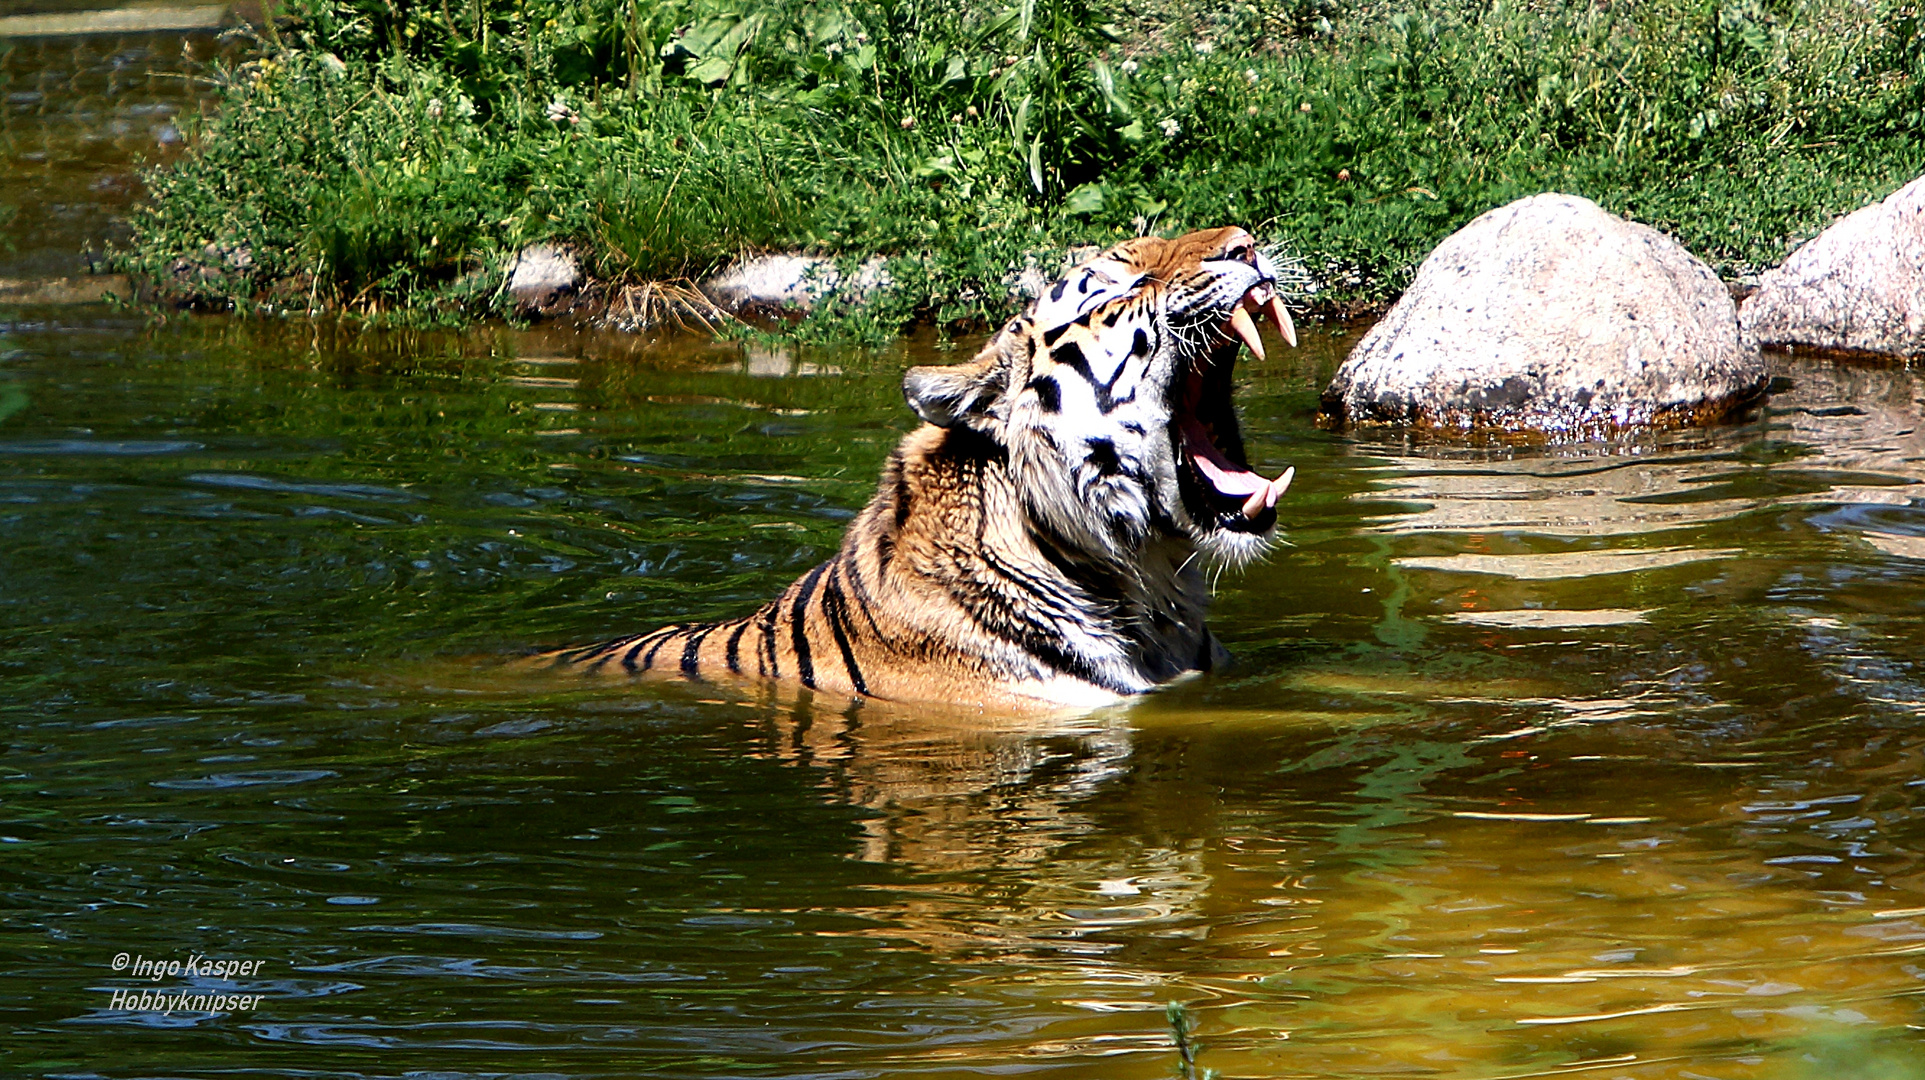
(548, 425, 1142, 709)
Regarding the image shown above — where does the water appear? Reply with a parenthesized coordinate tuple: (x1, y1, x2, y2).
(0, 22, 216, 279)
(4, 27, 1925, 1080)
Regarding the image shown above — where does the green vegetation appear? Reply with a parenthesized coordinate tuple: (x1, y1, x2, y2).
(122, 0, 1925, 332)
(1166, 1000, 1216, 1080)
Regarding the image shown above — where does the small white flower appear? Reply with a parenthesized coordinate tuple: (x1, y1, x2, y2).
(1159, 117, 1180, 138)
(426, 97, 443, 118)
(1120, 59, 1139, 75)
(1244, 68, 1259, 84)
(1193, 40, 1214, 54)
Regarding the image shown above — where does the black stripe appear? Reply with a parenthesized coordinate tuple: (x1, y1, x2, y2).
(1029, 525, 1131, 606)
(821, 565, 870, 697)
(572, 640, 622, 672)
(789, 562, 829, 690)
(680, 624, 716, 676)
(1027, 375, 1061, 412)
(1006, 618, 1129, 692)
(620, 631, 667, 673)
(976, 542, 1083, 607)
(725, 619, 750, 675)
(555, 642, 602, 666)
(842, 552, 890, 643)
(758, 602, 779, 678)
(1049, 339, 1133, 413)
(639, 630, 678, 672)
(892, 468, 913, 529)
(1041, 312, 1091, 348)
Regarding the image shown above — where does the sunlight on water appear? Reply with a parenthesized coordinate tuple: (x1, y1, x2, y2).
(2, 309, 1921, 1079)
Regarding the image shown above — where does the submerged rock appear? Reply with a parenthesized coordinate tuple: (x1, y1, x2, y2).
(506, 244, 581, 316)
(1321, 192, 1764, 438)
(701, 255, 890, 313)
(1741, 174, 1925, 359)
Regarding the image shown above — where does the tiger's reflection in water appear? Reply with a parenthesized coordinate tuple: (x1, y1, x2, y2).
(733, 687, 1219, 961)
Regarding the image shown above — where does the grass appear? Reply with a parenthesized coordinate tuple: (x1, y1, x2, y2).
(118, 0, 1925, 335)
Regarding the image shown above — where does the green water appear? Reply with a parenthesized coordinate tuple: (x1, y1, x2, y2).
(5, 25, 1925, 1080)
(0, 25, 218, 278)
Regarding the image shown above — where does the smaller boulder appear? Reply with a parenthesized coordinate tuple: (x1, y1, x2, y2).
(506, 244, 581, 316)
(1322, 193, 1763, 438)
(1003, 245, 1102, 303)
(1742, 175, 1925, 358)
(702, 255, 889, 313)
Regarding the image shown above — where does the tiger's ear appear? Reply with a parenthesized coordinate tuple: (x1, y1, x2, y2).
(903, 352, 1008, 432)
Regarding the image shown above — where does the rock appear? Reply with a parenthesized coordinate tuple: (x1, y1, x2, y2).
(701, 254, 890, 313)
(1003, 245, 1101, 303)
(506, 244, 581, 316)
(1321, 193, 1763, 438)
(1004, 256, 1049, 303)
(167, 242, 253, 286)
(206, 242, 253, 274)
(1741, 175, 1925, 359)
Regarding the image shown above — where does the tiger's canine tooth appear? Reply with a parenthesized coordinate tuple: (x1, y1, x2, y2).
(1268, 296, 1297, 348)
(1244, 468, 1296, 517)
(1228, 305, 1266, 360)
(1269, 466, 1294, 504)
(1241, 488, 1267, 518)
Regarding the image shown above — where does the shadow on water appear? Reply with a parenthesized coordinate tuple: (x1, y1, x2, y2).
(3, 30, 1925, 1080)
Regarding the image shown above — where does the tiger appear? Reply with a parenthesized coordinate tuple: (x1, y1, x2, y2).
(541, 227, 1298, 710)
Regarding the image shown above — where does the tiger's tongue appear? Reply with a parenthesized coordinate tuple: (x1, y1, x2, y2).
(1179, 415, 1266, 497)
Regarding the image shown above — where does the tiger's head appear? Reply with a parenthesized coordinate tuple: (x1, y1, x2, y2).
(903, 226, 1296, 572)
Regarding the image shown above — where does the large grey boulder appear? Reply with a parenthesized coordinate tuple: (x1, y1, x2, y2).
(1741, 175, 1925, 358)
(1322, 193, 1764, 437)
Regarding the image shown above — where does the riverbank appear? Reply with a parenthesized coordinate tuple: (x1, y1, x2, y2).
(119, 0, 1925, 336)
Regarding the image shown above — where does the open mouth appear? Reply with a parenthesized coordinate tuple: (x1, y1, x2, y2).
(1172, 285, 1296, 535)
